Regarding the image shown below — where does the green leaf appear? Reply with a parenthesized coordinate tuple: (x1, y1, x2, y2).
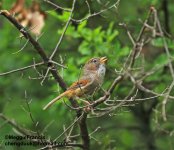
(49, 11, 71, 22)
(107, 30, 119, 42)
(78, 20, 87, 32)
(153, 54, 168, 66)
(152, 38, 174, 49)
(58, 25, 80, 38)
(78, 41, 92, 55)
(47, 11, 60, 20)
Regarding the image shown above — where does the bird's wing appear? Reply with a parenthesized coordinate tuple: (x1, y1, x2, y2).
(68, 79, 90, 90)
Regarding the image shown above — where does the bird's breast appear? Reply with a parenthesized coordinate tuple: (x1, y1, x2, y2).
(97, 64, 106, 78)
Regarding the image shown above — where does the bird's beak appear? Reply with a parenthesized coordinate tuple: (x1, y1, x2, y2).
(100, 57, 107, 64)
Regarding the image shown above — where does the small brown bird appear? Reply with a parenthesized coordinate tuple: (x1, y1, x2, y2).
(43, 57, 107, 110)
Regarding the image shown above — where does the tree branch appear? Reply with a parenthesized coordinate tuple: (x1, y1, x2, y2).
(0, 9, 89, 150)
(92, 7, 154, 109)
(44, 0, 71, 12)
(0, 10, 67, 90)
(50, 0, 76, 60)
(0, 62, 44, 76)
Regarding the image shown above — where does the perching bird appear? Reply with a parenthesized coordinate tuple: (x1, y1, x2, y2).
(43, 57, 107, 110)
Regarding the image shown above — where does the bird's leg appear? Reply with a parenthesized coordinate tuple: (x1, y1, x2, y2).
(78, 98, 92, 112)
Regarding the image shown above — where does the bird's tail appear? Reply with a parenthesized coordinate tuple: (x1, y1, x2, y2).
(43, 91, 68, 110)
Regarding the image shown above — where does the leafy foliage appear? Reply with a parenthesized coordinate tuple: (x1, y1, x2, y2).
(0, 0, 174, 150)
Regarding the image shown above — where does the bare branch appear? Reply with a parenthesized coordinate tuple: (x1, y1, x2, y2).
(152, 7, 174, 121)
(0, 113, 36, 136)
(44, 0, 71, 12)
(0, 10, 67, 90)
(49, 0, 77, 60)
(0, 9, 89, 149)
(71, 0, 120, 23)
(0, 62, 44, 76)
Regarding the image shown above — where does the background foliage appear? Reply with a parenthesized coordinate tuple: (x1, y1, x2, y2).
(0, 0, 174, 150)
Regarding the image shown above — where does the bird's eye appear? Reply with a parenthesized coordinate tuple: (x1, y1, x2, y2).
(92, 59, 97, 63)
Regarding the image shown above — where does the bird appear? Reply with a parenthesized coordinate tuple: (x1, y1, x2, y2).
(43, 57, 107, 110)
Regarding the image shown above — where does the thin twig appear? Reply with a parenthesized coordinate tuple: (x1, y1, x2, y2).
(153, 7, 174, 121)
(0, 113, 36, 136)
(50, 0, 77, 60)
(0, 62, 44, 76)
(12, 39, 29, 54)
(44, 0, 71, 12)
(71, 0, 120, 23)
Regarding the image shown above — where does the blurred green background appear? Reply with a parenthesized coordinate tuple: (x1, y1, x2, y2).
(0, 0, 174, 150)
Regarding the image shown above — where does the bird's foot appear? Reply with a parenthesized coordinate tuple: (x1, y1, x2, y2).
(83, 100, 92, 113)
